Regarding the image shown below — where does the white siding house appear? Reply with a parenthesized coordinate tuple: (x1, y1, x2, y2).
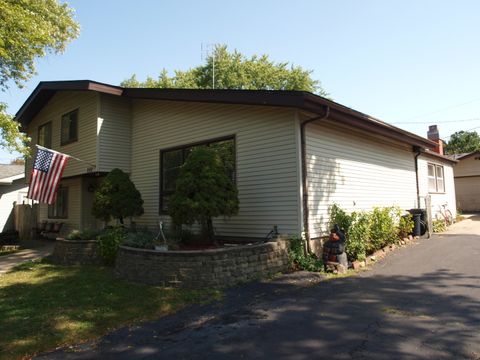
(417, 153, 457, 220)
(0, 165, 28, 232)
(16, 80, 440, 241)
(305, 120, 418, 238)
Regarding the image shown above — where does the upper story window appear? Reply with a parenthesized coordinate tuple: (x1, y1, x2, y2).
(428, 163, 445, 193)
(48, 186, 68, 219)
(38, 122, 52, 148)
(160, 136, 235, 213)
(61, 109, 78, 145)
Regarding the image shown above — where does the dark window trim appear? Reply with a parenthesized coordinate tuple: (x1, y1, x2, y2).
(37, 121, 52, 148)
(427, 162, 446, 194)
(48, 186, 69, 219)
(60, 108, 79, 146)
(159, 135, 236, 215)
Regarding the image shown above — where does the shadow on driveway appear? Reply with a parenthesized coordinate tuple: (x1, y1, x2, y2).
(37, 223, 480, 359)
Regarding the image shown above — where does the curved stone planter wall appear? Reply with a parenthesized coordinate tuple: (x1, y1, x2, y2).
(115, 240, 290, 288)
(51, 238, 100, 265)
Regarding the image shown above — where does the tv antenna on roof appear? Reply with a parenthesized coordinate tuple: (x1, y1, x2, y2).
(201, 43, 218, 89)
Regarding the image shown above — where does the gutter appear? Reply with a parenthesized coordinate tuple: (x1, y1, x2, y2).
(300, 106, 330, 254)
(413, 146, 422, 208)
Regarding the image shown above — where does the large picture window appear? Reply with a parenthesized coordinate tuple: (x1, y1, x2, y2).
(48, 186, 68, 218)
(38, 122, 52, 148)
(427, 163, 445, 193)
(61, 109, 78, 145)
(160, 136, 235, 212)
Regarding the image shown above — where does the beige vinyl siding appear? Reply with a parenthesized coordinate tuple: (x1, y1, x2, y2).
(454, 154, 480, 177)
(25, 91, 98, 180)
(417, 156, 457, 219)
(453, 154, 480, 212)
(455, 176, 480, 211)
(97, 94, 132, 173)
(306, 121, 417, 238)
(37, 177, 82, 236)
(130, 100, 300, 238)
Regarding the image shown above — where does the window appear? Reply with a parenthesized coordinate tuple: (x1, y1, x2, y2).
(48, 186, 68, 218)
(160, 136, 235, 212)
(38, 122, 52, 148)
(427, 163, 445, 193)
(61, 109, 78, 145)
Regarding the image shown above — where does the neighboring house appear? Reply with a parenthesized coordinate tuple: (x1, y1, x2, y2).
(0, 165, 29, 232)
(451, 150, 480, 212)
(16, 80, 454, 245)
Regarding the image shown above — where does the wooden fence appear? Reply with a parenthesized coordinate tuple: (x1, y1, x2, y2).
(14, 203, 38, 241)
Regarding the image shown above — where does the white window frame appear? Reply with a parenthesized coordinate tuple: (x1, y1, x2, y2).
(427, 163, 445, 193)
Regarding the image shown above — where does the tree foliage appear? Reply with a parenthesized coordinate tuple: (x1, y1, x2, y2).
(0, 0, 80, 89)
(0, 103, 30, 155)
(122, 45, 328, 96)
(0, 0, 79, 156)
(169, 147, 239, 242)
(444, 130, 480, 154)
(92, 168, 144, 225)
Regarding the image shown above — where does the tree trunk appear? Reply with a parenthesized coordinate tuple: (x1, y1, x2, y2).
(201, 217, 215, 244)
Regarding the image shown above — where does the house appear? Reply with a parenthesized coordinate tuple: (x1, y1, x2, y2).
(15, 80, 456, 247)
(416, 125, 457, 222)
(451, 150, 480, 212)
(0, 164, 29, 232)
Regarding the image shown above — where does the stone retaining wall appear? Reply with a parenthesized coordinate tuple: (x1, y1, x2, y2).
(115, 240, 290, 288)
(51, 238, 100, 265)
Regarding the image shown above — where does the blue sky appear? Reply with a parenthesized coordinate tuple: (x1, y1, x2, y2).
(2, 0, 480, 162)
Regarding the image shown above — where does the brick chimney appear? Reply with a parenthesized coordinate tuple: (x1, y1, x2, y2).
(427, 125, 444, 155)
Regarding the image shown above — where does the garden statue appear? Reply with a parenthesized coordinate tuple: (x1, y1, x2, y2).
(323, 224, 348, 273)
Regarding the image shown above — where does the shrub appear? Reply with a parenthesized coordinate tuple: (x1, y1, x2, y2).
(98, 226, 127, 266)
(288, 237, 324, 272)
(92, 168, 144, 225)
(346, 211, 371, 261)
(169, 147, 239, 243)
(368, 207, 399, 252)
(328, 204, 414, 262)
(123, 230, 156, 249)
(65, 228, 102, 240)
(398, 214, 414, 238)
(329, 204, 352, 233)
(432, 219, 446, 233)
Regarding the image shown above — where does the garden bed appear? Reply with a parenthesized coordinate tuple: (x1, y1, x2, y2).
(115, 240, 290, 289)
(51, 238, 100, 265)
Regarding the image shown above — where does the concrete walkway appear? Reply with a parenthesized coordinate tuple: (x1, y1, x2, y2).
(0, 241, 54, 275)
(37, 215, 480, 359)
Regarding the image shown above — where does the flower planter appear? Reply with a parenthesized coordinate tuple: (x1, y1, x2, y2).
(115, 240, 290, 289)
(51, 238, 100, 265)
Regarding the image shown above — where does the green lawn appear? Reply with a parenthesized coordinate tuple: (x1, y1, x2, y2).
(0, 260, 220, 360)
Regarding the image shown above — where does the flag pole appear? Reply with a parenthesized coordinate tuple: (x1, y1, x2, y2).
(36, 145, 96, 168)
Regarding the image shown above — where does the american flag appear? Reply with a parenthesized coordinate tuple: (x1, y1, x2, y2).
(27, 147, 69, 204)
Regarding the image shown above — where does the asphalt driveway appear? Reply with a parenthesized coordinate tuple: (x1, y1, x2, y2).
(37, 215, 480, 360)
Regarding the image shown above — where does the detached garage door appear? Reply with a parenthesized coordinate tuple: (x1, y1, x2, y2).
(455, 177, 480, 212)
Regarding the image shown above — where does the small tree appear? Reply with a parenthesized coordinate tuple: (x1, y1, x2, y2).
(92, 168, 144, 225)
(169, 147, 239, 242)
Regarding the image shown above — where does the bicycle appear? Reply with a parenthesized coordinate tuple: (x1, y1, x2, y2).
(438, 203, 454, 227)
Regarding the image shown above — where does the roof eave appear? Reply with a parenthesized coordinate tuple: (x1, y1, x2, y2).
(15, 80, 123, 128)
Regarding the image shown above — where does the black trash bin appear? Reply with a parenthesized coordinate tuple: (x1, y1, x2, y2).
(408, 208, 427, 236)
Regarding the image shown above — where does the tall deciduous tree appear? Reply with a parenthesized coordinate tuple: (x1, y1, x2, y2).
(122, 45, 328, 96)
(444, 130, 480, 154)
(0, 0, 80, 155)
(169, 147, 239, 243)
